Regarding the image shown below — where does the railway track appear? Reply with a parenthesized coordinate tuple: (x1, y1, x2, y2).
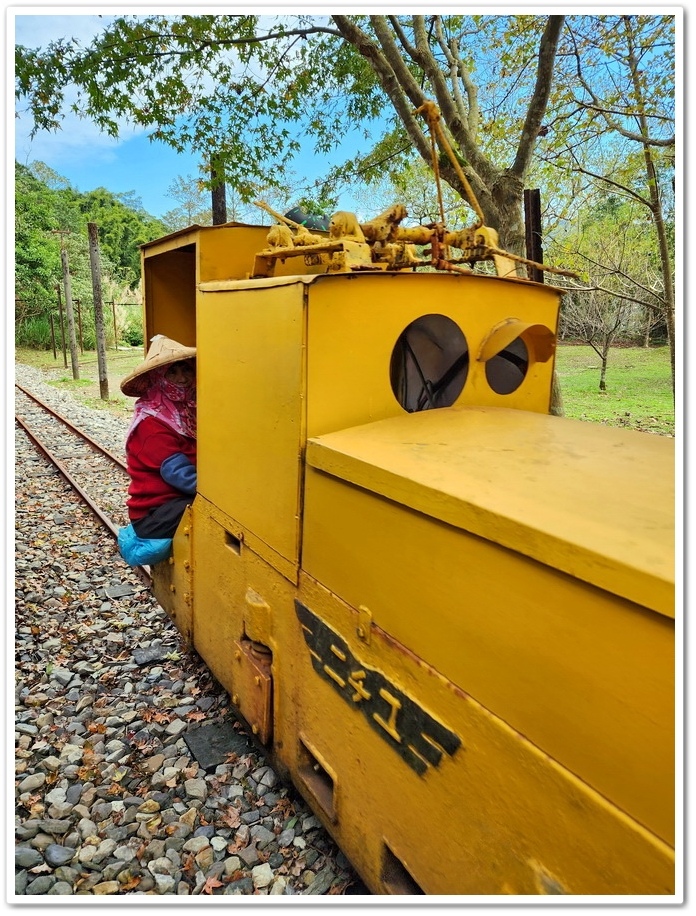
(14, 373, 365, 896)
(14, 383, 150, 584)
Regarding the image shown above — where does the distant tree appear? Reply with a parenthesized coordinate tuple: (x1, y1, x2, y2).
(14, 162, 63, 311)
(557, 194, 665, 390)
(14, 160, 168, 349)
(540, 15, 675, 389)
(162, 174, 212, 230)
(77, 187, 168, 286)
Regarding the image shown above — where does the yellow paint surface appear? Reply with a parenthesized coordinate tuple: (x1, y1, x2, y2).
(196, 281, 306, 568)
(292, 576, 674, 895)
(306, 406, 674, 616)
(302, 409, 674, 844)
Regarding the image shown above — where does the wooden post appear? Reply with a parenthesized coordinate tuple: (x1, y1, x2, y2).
(87, 222, 109, 400)
(60, 246, 80, 379)
(55, 285, 67, 369)
(49, 313, 57, 360)
(75, 299, 84, 353)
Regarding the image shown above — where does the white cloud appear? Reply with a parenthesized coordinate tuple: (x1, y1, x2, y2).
(13, 13, 148, 171)
(12, 12, 117, 49)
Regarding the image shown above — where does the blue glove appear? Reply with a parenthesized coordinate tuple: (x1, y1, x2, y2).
(117, 524, 172, 567)
(160, 453, 197, 495)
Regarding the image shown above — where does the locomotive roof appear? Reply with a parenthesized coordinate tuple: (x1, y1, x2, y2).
(306, 406, 674, 619)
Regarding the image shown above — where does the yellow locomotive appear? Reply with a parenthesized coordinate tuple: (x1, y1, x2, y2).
(138, 199, 675, 896)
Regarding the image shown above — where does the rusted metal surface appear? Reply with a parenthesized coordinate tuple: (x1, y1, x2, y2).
(15, 383, 127, 470)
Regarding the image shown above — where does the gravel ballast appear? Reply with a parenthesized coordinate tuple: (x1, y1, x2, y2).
(14, 363, 363, 897)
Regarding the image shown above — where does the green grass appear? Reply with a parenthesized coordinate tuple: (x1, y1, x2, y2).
(16, 343, 676, 436)
(554, 344, 674, 436)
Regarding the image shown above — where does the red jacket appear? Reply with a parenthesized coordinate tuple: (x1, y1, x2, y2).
(126, 416, 197, 520)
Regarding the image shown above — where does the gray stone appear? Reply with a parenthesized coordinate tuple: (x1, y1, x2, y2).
(43, 844, 76, 867)
(25, 875, 57, 894)
(183, 720, 255, 770)
(47, 881, 74, 895)
(182, 836, 210, 854)
(165, 719, 188, 737)
(250, 825, 276, 848)
(238, 844, 261, 867)
(225, 876, 254, 895)
(15, 870, 28, 895)
(50, 667, 73, 687)
(54, 865, 80, 884)
(15, 846, 43, 869)
(277, 827, 295, 847)
(184, 777, 207, 800)
(302, 866, 337, 896)
(104, 584, 136, 599)
(18, 772, 47, 793)
(154, 873, 176, 894)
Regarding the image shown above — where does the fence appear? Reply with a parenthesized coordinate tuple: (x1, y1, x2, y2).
(15, 297, 142, 363)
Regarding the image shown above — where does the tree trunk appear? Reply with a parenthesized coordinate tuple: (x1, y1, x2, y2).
(599, 340, 610, 392)
(624, 17, 675, 394)
(211, 154, 227, 225)
(87, 222, 109, 401)
(549, 367, 564, 416)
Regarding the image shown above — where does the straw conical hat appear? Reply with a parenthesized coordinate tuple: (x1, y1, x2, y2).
(121, 335, 196, 397)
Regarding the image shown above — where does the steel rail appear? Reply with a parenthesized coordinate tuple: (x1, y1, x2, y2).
(15, 383, 127, 471)
(15, 400, 151, 586)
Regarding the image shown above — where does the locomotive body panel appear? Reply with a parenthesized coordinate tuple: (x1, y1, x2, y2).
(301, 433, 674, 846)
(305, 406, 674, 615)
(196, 280, 305, 575)
(291, 576, 674, 895)
(193, 269, 564, 574)
(305, 272, 562, 433)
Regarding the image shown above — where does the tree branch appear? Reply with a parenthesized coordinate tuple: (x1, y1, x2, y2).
(511, 15, 565, 177)
(331, 16, 431, 165)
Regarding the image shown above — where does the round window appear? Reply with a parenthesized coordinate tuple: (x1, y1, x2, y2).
(390, 314, 469, 412)
(484, 336, 529, 394)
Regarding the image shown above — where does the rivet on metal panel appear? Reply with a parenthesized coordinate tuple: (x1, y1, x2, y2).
(232, 694, 239, 705)
(254, 676, 261, 687)
(169, 584, 176, 593)
(357, 605, 372, 645)
(252, 725, 259, 735)
(235, 651, 242, 661)
(183, 527, 190, 536)
(168, 556, 175, 565)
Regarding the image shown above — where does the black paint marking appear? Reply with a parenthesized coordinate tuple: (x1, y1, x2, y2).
(295, 600, 461, 775)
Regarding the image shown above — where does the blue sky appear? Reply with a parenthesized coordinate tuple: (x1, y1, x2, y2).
(11, 11, 371, 220)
